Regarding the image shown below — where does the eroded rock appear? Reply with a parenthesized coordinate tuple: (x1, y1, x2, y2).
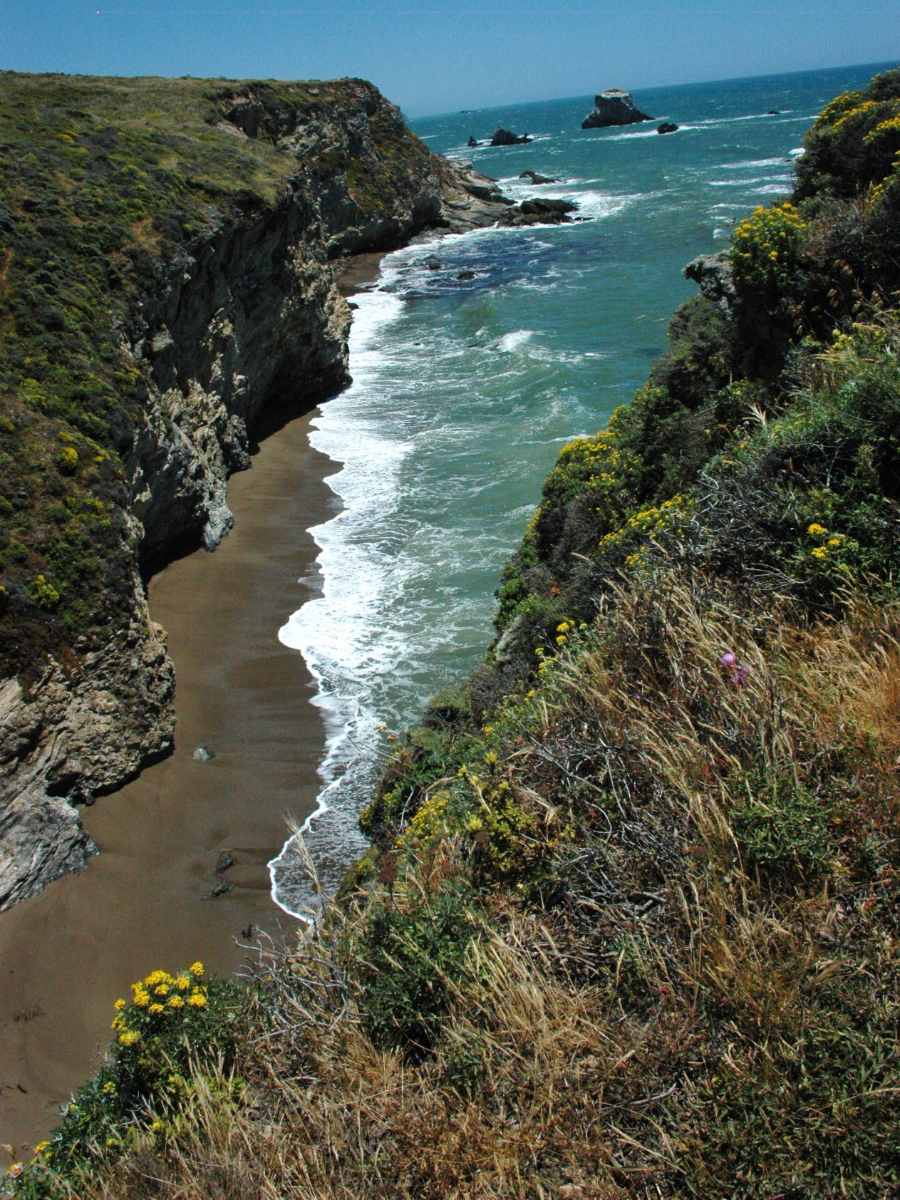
(582, 89, 651, 129)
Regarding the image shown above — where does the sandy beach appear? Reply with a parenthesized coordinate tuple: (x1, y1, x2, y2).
(0, 408, 336, 1152)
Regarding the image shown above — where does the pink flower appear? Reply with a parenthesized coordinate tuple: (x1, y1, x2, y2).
(719, 650, 750, 687)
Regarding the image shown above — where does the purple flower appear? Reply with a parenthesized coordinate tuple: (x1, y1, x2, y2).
(734, 665, 750, 687)
(719, 651, 736, 668)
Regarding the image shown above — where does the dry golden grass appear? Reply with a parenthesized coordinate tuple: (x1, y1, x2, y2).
(67, 582, 898, 1200)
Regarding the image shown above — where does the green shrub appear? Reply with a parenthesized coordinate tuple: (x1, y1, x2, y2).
(358, 886, 478, 1057)
(9, 962, 244, 1197)
(732, 774, 836, 882)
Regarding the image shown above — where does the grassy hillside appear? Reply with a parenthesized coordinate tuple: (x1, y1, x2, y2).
(6, 71, 899, 1200)
(0, 72, 431, 679)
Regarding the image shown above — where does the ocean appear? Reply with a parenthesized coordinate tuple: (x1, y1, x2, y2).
(269, 61, 897, 916)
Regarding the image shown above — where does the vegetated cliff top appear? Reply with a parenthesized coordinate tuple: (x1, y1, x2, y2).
(9, 72, 900, 1200)
(0, 71, 435, 679)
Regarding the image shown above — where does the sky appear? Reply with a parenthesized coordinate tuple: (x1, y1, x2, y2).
(3, 1, 899, 117)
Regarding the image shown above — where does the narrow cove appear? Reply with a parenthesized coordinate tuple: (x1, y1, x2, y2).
(0, 405, 333, 1148)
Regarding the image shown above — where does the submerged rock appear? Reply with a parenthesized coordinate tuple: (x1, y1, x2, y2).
(657, 122, 679, 135)
(582, 88, 651, 129)
(467, 135, 479, 147)
(193, 745, 215, 762)
(519, 170, 559, 184)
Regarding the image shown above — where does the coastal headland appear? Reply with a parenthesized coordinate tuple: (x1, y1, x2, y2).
(1, 64, 898, 1195)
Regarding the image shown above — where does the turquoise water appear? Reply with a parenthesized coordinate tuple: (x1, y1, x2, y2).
(270, 62, 897, 914)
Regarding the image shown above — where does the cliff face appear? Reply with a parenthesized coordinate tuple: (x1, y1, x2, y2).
(0, 73, 504, 909)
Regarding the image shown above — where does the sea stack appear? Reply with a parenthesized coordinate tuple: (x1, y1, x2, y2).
(582, 88, 651, 128)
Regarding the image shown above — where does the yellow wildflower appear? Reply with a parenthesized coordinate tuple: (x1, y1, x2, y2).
(175, 974, 191, 991)
(810, 546, 828, 560)
(154, 984, 169, 997)
(111, 1016, 124, 1031)
(189, 961, 204, 977)
(149, 1003, 164, 1015)
(168, 994, 185, 1009)
(827, 535, 844, 547)
(32, 1141, 50, 1157)
(118, 1029, 141, 1046)
(187, 991, 207, 1008)
(807, 522, 827, 536)
(102, 1081, 116, 1095)
(113, 998, 126, 1011)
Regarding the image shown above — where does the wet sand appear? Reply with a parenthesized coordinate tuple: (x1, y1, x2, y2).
(0, 409, 336, 1153)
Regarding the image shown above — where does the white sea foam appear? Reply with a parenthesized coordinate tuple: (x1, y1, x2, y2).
(716, 157, 793, 169)
(268, 273, 412, 919)
(753, 182, 793, 194)
(605, 128, 660, 141)
(498, 329, 536, 352)
(708, 174, 794, 187)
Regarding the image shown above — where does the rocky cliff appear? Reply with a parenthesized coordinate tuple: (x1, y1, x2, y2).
(0, 73, 509, 910)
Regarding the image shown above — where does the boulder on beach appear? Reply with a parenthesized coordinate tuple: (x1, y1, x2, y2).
(582, 88, 651, 129)
(657, 122, 679, 135)
(519, 169, 559, 184)
(490, 128, 532, 146)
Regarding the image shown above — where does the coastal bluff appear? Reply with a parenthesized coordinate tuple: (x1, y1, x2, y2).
(581, 87, 651, 127)
(0, 73, 513, 911)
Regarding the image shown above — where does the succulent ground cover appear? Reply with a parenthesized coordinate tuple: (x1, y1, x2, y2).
(5, 71, 898, 1200)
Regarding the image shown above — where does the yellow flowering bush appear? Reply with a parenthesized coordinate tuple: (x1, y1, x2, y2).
(597, 493, 693, 559)
(731, 202, 808, 294)
(12, 961, 243, 1197)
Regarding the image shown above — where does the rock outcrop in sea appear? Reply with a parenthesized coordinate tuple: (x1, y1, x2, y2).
(581, 88, 651, 128)
(490, 128, 532, 145)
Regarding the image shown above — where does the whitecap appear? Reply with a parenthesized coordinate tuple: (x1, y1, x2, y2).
(715, 157, 794, 170)
(498, 329, 536, 352)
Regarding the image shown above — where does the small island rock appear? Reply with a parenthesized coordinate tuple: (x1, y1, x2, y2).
(490, 128, 532, 146)
(582, 88, 651, 129)
(467, 135, 479, 147)
(657, 122, 679, 135)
